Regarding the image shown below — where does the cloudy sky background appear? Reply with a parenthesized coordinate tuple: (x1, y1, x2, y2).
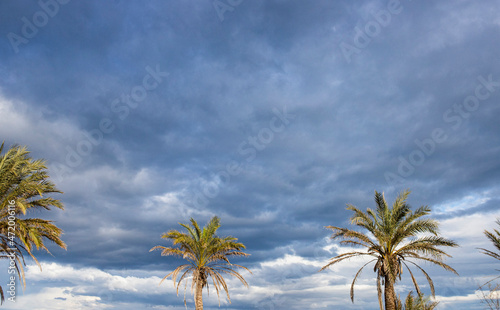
(1, 0, 500, 309)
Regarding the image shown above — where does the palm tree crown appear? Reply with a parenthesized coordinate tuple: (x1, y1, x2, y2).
(0, 143, 66, 303)
(150, 216, 250, 310)
(320, 190, 458, 310)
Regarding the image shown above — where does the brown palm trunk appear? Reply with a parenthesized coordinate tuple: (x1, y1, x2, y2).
(384, 275, 396, 310)
(195, 279, 203, 310)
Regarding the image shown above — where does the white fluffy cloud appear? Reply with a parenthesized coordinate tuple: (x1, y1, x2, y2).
(4, 262, 185, 310)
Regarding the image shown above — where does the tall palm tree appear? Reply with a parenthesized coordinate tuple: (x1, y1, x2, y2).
(150, 216, 250, 310)
(479, 219, 500, 261)
(0, 143, 66, 304)
(319, 190, 458, 310)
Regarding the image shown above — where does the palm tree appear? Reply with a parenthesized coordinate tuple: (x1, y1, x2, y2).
(319, 190, 458, 310)
(396, 291, 439, 310)
(0, 143, 66, 304)
(479, 219, 500, 261)
(150, 216, 251, 310)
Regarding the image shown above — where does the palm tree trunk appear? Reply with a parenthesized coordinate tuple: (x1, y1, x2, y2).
(384, 275, 396, 310)
(195, 280, 203, 310)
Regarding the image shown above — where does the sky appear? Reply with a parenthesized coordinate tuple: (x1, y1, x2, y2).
(0, 0, 500, 309)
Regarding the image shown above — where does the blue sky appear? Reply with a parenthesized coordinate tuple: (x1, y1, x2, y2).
(1, 0, 500, 309)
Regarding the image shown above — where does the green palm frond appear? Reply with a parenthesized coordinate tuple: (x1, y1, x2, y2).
(327, 226, 377, 249)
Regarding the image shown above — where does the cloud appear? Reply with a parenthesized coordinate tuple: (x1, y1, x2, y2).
(7, 262, 187, 309)
(0, 92, 82, 156)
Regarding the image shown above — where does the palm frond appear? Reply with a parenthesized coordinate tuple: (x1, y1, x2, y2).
(480, 220, 500, 261)
(350, 259, 377, 302)
(320, 251, 373, 272)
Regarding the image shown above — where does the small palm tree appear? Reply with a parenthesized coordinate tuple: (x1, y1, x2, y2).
(320, 190, 458, 310)
(150, 216, 250, 310)
(479, 219, 500, 261)
(396, 291, 439, 310)
(0, 143, 66, 304)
